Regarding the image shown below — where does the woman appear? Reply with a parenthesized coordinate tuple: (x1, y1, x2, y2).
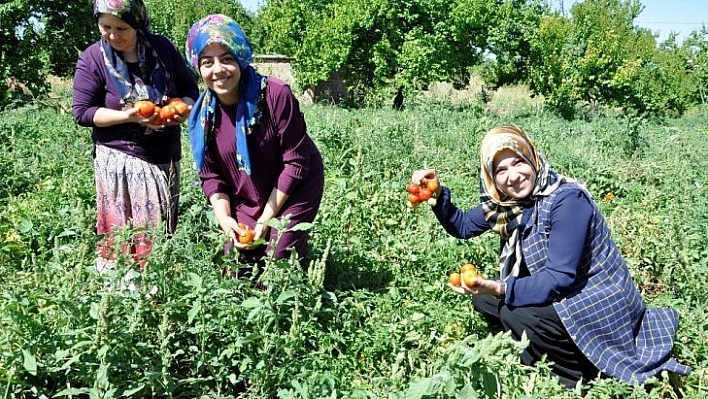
(184, 15, 324, 266)
(72, 0, 199, 269)
(411, 125, 691, 387)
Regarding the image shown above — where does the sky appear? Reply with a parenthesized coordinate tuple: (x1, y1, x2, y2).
(238, 0, 707, 43)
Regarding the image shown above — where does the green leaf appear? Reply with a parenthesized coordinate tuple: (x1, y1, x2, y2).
(22, 349, 37, 375)
(122, 384, 145, 397)
(276, 290, 297, 305)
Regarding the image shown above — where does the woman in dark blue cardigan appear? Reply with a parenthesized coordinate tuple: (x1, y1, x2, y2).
(411, 125, 691, 388)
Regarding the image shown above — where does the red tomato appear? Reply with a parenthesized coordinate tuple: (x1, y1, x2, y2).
(406, 183, 420, 195)
(237, 222, 255, 244)
(134, 100, 155, 117)
(160, 105, 178, 121)
(408, 194, 421, 204)
(418, 188, 432, 201)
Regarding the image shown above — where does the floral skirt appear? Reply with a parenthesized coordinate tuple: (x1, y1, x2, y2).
(93, 144, 180, 265)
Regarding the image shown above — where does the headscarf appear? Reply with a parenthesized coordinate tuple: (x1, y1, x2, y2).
(93, 0, 167, 106)
(185, 14, 267, 174)
(93, 0, 149, 31)
(479, 125, 571, 280)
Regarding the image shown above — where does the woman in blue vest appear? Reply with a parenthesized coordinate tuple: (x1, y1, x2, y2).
(411, 125, 691, 388)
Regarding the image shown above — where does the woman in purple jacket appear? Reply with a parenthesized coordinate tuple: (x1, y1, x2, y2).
(184, 15, 324, 267)
(411, 125, 690, 388)
(72, 0, 199, 269)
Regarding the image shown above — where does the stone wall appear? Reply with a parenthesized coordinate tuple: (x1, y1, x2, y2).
(252, 54, 348, 105)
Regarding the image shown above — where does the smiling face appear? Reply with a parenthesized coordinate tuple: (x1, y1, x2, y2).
(493, 148, 536, 200)
(198, 42, 241, 105)
(97, 13, 137, 55)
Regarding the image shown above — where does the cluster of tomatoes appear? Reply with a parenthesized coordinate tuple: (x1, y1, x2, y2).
(133, 98, 191, 124)
(406, 178, 439, 206)
(449, 263, 484, 288)
(237, 222, 256, 244)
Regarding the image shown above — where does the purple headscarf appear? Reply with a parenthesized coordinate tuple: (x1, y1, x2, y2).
(93, 0, 166, 106)
(93, 0, 150, 31)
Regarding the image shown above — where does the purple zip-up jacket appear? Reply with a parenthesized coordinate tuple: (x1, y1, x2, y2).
(72, 34, 199, 164)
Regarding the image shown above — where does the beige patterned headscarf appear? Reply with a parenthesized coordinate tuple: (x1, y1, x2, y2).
(479, 125, 569, 280)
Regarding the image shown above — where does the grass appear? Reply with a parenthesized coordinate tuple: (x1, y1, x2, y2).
(0, 83, 706, 398)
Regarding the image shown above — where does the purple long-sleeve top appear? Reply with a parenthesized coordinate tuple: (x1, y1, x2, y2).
(72, 34, 199, 164)
(199, 77, 324, 227)
(432, 185, 593, 307)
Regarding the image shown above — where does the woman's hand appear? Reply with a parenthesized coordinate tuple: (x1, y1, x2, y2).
(411, 168, 443, 198)
(448, 277, 505, 297)
(253, 220, 269, 242)
(217, 215, 239, 243)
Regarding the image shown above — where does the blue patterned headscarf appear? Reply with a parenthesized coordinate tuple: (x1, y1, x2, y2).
(185, 14, 266, 174)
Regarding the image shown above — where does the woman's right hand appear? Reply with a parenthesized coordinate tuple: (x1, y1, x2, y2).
(217, 216, 240, 243)
(217, 216, 257, 251)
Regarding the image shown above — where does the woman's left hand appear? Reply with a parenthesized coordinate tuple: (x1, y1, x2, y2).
(448, 278, 505, 297)
(253, 220, 269, 242)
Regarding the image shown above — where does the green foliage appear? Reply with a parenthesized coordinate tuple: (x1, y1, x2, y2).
(145, 0, 255, 55)
(259, 0, 545, 103)
(2, 90, 707, 397)
(528, 0, 696, 119)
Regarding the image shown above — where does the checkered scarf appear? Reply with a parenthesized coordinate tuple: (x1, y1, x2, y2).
(479, 125, 570, 280)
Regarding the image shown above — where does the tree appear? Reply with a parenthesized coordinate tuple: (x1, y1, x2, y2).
(146, 0, 255, 56)
(527, 0, 694, 118)
(258, 0, 542, 103)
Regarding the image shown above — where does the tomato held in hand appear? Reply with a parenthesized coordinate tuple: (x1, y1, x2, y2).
(160, 105, 178, 121)
(406, 183, 420, 195)
(449, 272, 461, 286)
(462, 269, 480, 287)
(172, 100, 190, 118)
(152, 106, 164, 125)
(426, 179, 439, 193)
(237, 222, 256, 244)
(134, 100, 155, 117)
(417, 188, 432, 201)
(460, 263, 477, 274)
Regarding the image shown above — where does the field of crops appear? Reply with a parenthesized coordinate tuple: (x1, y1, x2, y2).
(1, 85, 707, 398)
